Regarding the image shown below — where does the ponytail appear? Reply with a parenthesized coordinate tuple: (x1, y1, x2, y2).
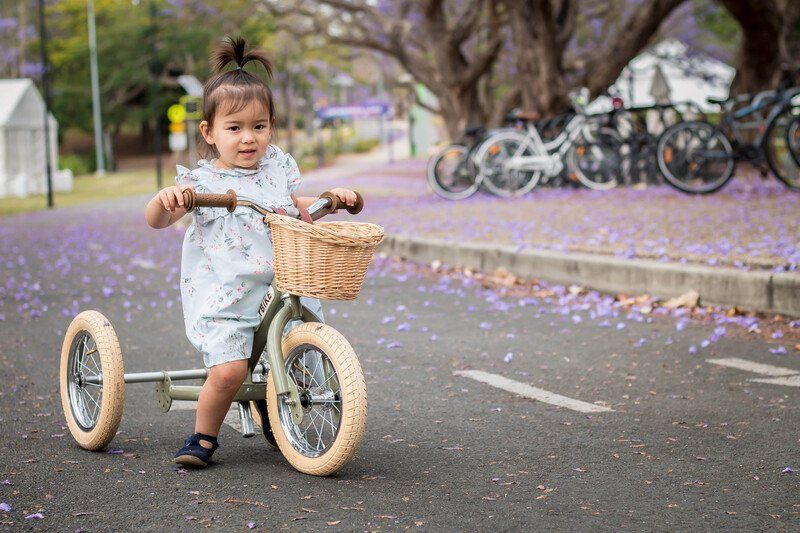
(210, 36, 274, 79)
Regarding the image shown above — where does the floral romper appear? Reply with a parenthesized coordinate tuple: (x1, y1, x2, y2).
(176, 145, 324, 367)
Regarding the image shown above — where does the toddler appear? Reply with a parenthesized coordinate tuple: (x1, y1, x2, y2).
(145, 36, 356, 467)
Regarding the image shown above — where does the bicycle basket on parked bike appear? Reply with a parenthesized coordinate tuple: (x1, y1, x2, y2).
(263, 213, 384, 300)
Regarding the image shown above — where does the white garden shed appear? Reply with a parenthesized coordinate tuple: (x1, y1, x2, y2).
(0, 78, 72, 198)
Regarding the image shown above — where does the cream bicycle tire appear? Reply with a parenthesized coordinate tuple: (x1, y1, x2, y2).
(60, 310, 125, 450)
(266, 323, 367, 476)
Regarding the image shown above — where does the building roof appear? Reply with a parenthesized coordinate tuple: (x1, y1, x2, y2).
(0, 78, 44, 127)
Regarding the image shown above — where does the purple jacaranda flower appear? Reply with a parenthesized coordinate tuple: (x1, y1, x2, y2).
(782, 467, 795, 474)
(700, 340, 710, 348)
(479, 321, 492, 329)
(506, 333, 515, 339)
(676, 319, 688, 332)
(25, 513, 43, 519)
(771, 330, 783, 339)
(616, 322, 626, 330)
(0, 503, 10, 512)
(597, 320, 611, 328)
(769, 346, 787, 355)
(1, 480, 11, 485)
(504, 352, 513, 363)
(430, 334, 437, 341)
(248, 522, 257, 529)
(328, 308, 337, 316)
(688, 346, 697, 355)
(634, 338, 646, 348)
(381, 316, 395, 324)
(571, 315, 582, 324)
(387, 341, 402, 349)
(396, 323, 410, 332)
(664, 336, 674, 345)
(376, 337, 385, 345)
(108, 449, 123, 454)
(396, 305, 406, 312)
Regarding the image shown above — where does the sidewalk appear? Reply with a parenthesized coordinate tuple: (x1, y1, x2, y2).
(300, 145, 800, 317)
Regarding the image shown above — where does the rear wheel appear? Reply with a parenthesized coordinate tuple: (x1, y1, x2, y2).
(426, 144, 481, 200)
(266, 323, 367, 476)
(60, 311, 125, 451)
(656, 121, 734, 194)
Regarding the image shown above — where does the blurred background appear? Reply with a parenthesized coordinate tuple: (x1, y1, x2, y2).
(0, 0, 798, 211)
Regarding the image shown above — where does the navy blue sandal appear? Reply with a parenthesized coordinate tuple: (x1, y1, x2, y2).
(174, 433, 219, 468)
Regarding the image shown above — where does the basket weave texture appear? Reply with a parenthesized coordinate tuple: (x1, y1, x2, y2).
(263, 212, 385, 300)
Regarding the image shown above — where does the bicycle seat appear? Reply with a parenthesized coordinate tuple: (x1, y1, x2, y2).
(464, 125, 486, 137)
(514, 110, 542, 122)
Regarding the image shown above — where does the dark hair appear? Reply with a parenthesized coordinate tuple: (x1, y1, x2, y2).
(199, 36, 276, 159)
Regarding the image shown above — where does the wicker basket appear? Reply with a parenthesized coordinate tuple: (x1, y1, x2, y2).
(263, 212, 385, 300)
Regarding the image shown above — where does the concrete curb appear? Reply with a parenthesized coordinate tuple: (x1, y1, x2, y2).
(378, 235, 800, 317)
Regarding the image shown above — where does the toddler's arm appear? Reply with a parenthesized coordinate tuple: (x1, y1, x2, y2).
(292, 188, 357, 210)
(146, 185, 192, 229)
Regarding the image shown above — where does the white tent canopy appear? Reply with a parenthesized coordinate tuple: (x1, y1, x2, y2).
(0, 78, 72, 198)
(587, 40, 735, 114)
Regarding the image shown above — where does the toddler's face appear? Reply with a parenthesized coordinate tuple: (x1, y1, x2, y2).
(200, 101, 271, 169)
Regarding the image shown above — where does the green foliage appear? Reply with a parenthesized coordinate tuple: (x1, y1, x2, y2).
(59, 152, 96, 177)
(351, 138, 380, 153)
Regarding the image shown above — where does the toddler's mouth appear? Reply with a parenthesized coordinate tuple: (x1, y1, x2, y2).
(239, 149, 257, 155)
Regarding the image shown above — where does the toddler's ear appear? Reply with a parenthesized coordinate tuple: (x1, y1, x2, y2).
(199, 121, 214, 145)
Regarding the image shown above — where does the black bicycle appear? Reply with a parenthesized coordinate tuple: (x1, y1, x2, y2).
(656, 88, 800, 194)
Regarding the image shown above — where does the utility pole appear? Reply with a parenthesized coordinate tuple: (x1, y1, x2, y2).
(37, 0, 53, 208)
(87, 0, 105, 174)
(149, 0, 163, 189)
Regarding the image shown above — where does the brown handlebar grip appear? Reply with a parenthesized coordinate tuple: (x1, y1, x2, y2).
(182, 188, 237, 212)
(319, 191, 363, 215)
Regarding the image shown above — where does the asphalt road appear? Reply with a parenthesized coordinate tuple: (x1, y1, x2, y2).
(0, 199, 798, 531)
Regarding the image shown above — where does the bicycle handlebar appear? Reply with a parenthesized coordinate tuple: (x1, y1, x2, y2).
(181, 189, 364, 220)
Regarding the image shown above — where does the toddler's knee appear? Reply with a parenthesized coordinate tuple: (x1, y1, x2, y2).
(209, 361, 247, 393)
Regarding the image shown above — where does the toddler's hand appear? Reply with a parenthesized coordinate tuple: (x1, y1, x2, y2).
(329, 187, 357, 207)
(158, 185, 192, 212)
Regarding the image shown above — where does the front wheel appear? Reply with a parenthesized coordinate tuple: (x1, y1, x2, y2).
(266, 323, 367, 476)
(656, 121, 734, 194)
(566, 128, 623, 191)
(60, 310, 125, 450)
(764, 106, 800, 190)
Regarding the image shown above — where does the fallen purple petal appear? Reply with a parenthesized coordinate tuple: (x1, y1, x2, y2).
(25, 513, 44, 519)
(0, 503, 10, 512)
(504, 352, 513, 363)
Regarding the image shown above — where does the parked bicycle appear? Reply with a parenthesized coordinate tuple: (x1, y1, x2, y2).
(656, 87, 800, 193)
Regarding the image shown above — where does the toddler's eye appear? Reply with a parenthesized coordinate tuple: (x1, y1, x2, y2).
(255, 124, 266, 130)
(227, 126, 240, 131)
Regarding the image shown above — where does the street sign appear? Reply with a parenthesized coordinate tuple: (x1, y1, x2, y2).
(167, 104, 186, 124)
(316, 103, 391, 120)
(169, 132, 187, 152)
(180, 95, 203, 120)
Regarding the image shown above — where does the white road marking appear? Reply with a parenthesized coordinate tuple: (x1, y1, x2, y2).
(706, 358, 799, 377)
(454, 370, 613, 413)
(170, 400, 243, 432)
(748, 375, 800, 387)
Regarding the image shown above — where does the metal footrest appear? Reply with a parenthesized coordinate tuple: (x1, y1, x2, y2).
(237, 402, 256, 438)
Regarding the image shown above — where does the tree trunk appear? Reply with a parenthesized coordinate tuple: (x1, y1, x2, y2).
(718, 0, 785, 93)
(506, 0, 570, 116)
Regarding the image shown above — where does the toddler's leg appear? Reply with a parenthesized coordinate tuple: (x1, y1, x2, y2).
(194, 359, 248, 447)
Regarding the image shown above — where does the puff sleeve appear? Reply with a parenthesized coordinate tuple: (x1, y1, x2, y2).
(282, 153, 302, 195)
